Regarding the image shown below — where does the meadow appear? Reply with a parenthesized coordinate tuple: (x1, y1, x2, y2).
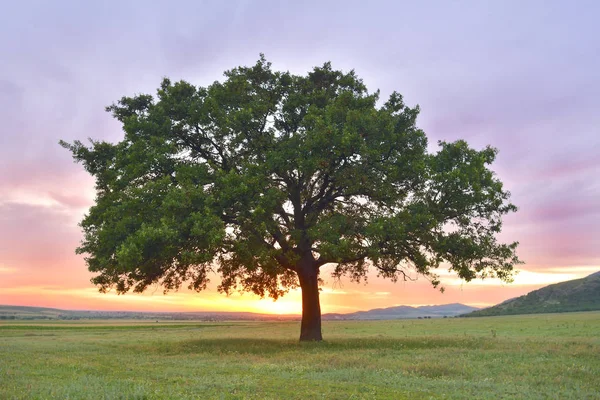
(1, 312, 599, 399)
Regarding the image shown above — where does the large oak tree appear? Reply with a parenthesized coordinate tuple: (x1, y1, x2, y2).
(61, 56, 520, 341)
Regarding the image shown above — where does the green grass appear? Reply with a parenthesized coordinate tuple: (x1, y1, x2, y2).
(1, 312, 599, 399)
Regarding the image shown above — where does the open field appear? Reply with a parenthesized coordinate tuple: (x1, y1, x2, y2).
(1, 312, 599, 399)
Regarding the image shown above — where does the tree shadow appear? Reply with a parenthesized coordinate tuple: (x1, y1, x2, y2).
(148, 336, 490, 356)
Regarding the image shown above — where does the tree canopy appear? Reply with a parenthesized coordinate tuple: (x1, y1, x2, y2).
(61, 56, 520, 341)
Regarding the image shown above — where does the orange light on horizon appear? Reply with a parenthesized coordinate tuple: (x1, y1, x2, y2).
(1, 267, 597, 314)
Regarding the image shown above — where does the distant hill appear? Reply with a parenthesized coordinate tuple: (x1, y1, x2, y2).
(0, 306, 297, 321)
(0, 303, 478, 321)
(323, 303, 478, 320)
(0, 305, 65, 319)
(464, 271, 600, 317)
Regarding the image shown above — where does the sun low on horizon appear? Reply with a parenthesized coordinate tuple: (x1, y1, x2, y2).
(1, 1, 599, 316)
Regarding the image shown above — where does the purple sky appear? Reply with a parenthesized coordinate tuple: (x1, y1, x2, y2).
(1, 0, 599, 312)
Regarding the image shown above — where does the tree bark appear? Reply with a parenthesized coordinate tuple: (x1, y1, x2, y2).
(298, 266, 323, 341)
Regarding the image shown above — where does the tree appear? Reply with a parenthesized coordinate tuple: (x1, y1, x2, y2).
(61, 56, 520, 341)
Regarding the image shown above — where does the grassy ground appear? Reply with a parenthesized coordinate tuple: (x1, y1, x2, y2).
(1, 312, 599, 399)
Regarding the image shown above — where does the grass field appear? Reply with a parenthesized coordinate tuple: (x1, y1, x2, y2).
(1, 312, 599, 399)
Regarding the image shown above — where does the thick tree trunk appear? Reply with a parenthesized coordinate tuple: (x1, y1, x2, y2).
(298, 266, 323, 341)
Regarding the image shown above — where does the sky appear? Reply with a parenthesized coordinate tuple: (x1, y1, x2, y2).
(1, 0, 599, 314)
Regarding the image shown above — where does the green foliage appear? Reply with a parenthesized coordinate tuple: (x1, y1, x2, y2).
(60, 55, 520, 302)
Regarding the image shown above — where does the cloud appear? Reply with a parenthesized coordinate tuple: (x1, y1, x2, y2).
(0, 264, 16, 273)
(443, 269, 586, 287)
(0, 202, 88, 290)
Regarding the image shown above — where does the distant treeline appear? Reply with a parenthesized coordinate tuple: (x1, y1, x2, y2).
(465, 303, 600, 317)
(0, 315, 54, 320)
(0, 308, 299, 322)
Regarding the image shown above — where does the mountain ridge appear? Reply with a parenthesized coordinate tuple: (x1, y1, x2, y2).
(464, 271, 600, 317)
(322, 303, 478, 320)
(0, 303, 477, 321)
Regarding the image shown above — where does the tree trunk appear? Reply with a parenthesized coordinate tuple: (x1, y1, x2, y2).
(298, 267, 323, 341)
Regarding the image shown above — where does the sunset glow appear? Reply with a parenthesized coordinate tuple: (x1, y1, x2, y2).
(1, 1, 598, 315)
